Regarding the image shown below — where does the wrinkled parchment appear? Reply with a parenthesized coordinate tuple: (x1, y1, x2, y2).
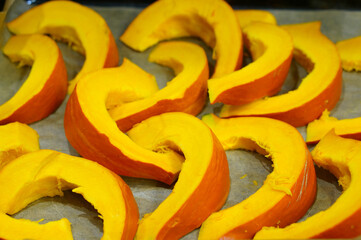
(1, 1, 360, 239)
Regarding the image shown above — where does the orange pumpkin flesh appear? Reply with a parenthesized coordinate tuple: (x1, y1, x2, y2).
(109, 41, 209, 132)
(336, 36, 361, 71)
(199, 114, 316, 239)
(208, 22, 293, 105)
(234, 9, 277, 28)
(255, 130, 361, 238)
(6, 0, 119, 93)
(64, 59, 183, 185)
(127, 112, 229, 239)
(1, 34, 67, 124)
(119, 0, 242, 78)
(220, 21, 342, 127)
(0, 150, 139, 240)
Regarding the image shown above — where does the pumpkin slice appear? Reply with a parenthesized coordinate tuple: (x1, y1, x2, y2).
(0, 149, 139, 240)
(336, 36, 361, 71)
(7, 0, 119, 93)
(64, 58, 183, 185)
(109, 41, 208, 132)
(1, 34, 67, 124)
(255, 130, 361, 238)
(199, 114, 316, 239)
(0, 122, 39, 167)
(119, 0, 242, 78)
(221, 21, 342, 127)
(126, 112, 229, 239)
(306, 110, 361, 144)
(234, 9, 277, 28)
(208, 22, 293, 105)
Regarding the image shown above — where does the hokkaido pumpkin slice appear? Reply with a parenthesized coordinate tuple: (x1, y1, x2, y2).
(336, 36, 361, 71)
(1, 34, 67, 124)
(0, 149, 139, 240)
(120, 0, 242, 78)
(221, 21, 342, 127)
(109, 40, 209, 132)
(6, 0, 119, 93)
(64, 58, 184, 185)
(208, 22, 293, 105)
(234, 9, 277, 28)
(306, 110, 361, 144)
(0, 122, 39, 167)
(126, 112, 229, 240)
(255, 130, 361, 238)
(199, 114, 316, 239)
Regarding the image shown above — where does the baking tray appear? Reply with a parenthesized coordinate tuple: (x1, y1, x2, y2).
(1, 0, 361, 239)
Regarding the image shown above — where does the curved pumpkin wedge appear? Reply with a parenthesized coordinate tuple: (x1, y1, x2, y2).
(234, 9, 277, 28)
(64, 58, 184, 185)
(221, 21, 342, 127)
(0, 149, 139, 240)
(0, 122, 39, 167)
(1, 34, 67, 124)
(109, 41, 209, 132)
(119, 0, 242, 78)
(255, 130, 361, 238)
(306, 110, 361, 144)
(199, 114, 316, 239)
(208, 22, 293, 105)
(336, 36, 361, 71)
(126, 112, 229, 239)
(7, 0, 119, 93)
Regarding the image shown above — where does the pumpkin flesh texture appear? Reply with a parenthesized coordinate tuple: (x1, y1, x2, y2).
(1, 34, 67, 124)
(126, 112, 229, 240)
(64, 59, 183, 185)
(120, 0, 242, 78)
(221, 21, 342, 127)
(0, 149, 139, 240)
(306, 110, 361, 144)
(336, 36, 361, 71)
(255, 130, 361, 238)
(234, 9, 277, 28)
(109, 41, 209, 132)
(6, 0, 119, 93)
(199, 114, 316, 239)
(0, 122, 39, 167)
(208, 22, 293, 105)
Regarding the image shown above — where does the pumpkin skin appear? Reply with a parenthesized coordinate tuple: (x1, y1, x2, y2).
(336, 36, 361, 71)
(255, 130, 361, 238)
(199, 114, 316, 239)
(0, 150, 139, 240)
(221, 21, 342, 127)
(0, 122, 39, 167)
(306, 110, 361, 144)
(64, 58, 184, 185)
(120, 0, 242, 78)
(234, 9, 277, 28)
(1, 34, 67, 124)
(6, 0, 119, 93)
(208, 22, 293, 105)
(127, 112, 229, 240)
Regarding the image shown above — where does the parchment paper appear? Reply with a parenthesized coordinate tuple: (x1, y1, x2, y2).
(1, 0, 360, 239)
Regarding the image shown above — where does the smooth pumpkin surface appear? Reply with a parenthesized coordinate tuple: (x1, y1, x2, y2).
(0, 122, 39, 167)
(7, 0, 119, 93)
(306, 110, 361, 144)
(221, 21, 342, 127)
(109, 41, 209, 132)
(255, 130, 361, 238)
(234, 9, 277, 28)
(127, 112, 229, 240)
(64, 58, 184, 185)
(120, 0, 242, 78)
(199, 114, 316, 239)
(336, 36, 361, 71)
(208, 22, 293, 105)
(0, 149, 139, 240)
(1, 34, 67, 124)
